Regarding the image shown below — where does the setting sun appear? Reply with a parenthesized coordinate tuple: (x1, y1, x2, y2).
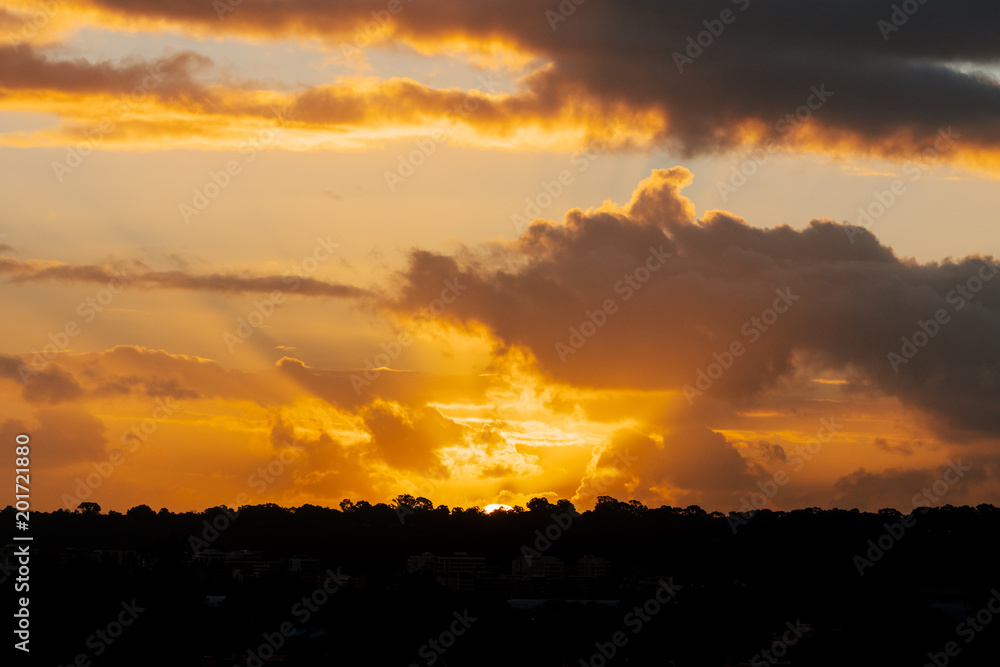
(483, 503, 514, 514)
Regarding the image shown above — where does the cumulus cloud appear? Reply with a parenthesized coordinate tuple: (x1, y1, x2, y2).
(258, 416, 376, 503)
(388, 167, 1000, 437)
(360, 401, 463, 473)
(447, 422, 541, 482)
(576, 425, 755, 510)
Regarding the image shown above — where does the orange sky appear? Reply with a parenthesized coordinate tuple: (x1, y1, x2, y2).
(3, 0, 1000, 513)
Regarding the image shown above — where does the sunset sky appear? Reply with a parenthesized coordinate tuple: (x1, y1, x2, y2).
(3, 0, 999, 514)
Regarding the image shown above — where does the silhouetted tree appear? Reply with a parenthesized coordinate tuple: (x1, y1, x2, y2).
(556, 499, 578, 515)
(594, 496, 623, 513)
(393, 494, 416, 510)
(127, 504, 156, 519)
(14, 498, 1000, 667)
(527, 497, 552, 513)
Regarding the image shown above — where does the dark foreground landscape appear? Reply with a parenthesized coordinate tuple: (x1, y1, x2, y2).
(6, 498, 1000, 666)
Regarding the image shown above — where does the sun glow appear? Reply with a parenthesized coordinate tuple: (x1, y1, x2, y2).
(483, 503, 514, 514)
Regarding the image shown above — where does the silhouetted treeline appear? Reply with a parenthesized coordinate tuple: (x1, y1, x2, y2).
(6, 499, 1000, 666)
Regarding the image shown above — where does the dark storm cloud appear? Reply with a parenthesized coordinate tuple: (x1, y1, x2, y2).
(40, 0, 1000, 159)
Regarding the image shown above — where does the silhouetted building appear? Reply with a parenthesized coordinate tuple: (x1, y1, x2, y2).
(512, 555, 565, 578)
(91, 549, 139, 568)
(435, 552, 487, 575)
(574, 555, 611, 578)
(407, 552, 436, 573)
(288, 555, 320, 575)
